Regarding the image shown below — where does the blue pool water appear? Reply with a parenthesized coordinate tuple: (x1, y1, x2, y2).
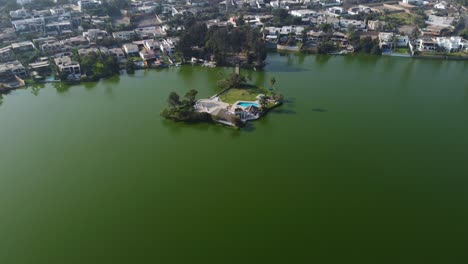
(237, 102, 259, 108)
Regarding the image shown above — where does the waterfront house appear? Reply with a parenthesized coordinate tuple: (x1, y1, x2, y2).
(0, 60, 28, 79)
(106, 48, 127, 62)
(28, 58, 51, 75)
(143, 39, 162, 52)
(379, 33, 409, 51)
(416, 38, 438, 52)
(139, 49, 157, 62)
(123, 44, 139, 57)
(54, 56, 81, 76)
(434, 37, 468, 52)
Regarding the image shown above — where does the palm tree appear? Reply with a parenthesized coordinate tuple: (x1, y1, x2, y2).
(258, 95, 268, 111)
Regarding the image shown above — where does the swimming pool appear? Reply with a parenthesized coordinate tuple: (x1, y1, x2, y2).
(237, 102, 259, 108)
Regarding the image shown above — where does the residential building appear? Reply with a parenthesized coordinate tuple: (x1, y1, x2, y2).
(0, 60, 28, 78)
(134, 27, 166, 39)
(434, 1, 448, 9)
(61, 36, 90, 49)
(339, 19, 366, 30)
(11, 41, 36, 53)
(28, 58, 51, 75)
(77, 0, 102, 11)
(435, 37, 468, 52)
(426, 15, 455, 29)
(265, 26, 305, 35)
(416, 38, 438, 52)
(402, 0, 423, 5)
(9, 8, 32, 20)
(123, 44, 139, 56)
(367, 20, 386, 31)
(41, 41, 70, 54)
(144, 40, 161, 52)
(379, 33, 409, 50)
(139, 49, 157, 61)
(112, 31, 136, 41)
(11, 18, 45, 34)
(347, 5, 372, 15)
(54, 56, 81, 75)
(33, 37, 57, 46)
(78, 47, 101, 57)
(83, 29, 108, 41)
(45, 21, 73, 35)
(160, 38, 178, 54)
(328, 7, 346, 15)
(0, 47, 14, 62)
(290, 10, 317, 18)
(106, 48, 126, 62)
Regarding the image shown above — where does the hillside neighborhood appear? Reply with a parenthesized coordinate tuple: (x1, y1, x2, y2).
(0, 0, 467, 89)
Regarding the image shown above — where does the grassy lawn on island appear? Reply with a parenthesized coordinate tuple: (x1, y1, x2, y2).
(220, 87, 270, 104)
(394, 48, 410, 54)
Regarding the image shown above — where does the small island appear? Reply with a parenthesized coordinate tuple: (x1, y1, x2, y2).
(161, 72, 283, 128)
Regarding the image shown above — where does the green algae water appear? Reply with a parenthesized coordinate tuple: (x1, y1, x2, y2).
(1, 54, 468, 264)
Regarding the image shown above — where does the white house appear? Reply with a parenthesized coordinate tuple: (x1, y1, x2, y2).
(290, 10, 317, 18)
(435, 37, 468, 52)
(264, 26, 304, 35)
(402, 0, 423, 5)
(347, 5, 372, 15)
(434, 1, 448, 9)
(416, 38, 438, 52)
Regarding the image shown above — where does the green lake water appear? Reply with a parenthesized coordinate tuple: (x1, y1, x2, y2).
(1, 54, 468, 264)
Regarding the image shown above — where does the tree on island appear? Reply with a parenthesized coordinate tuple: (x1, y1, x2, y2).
(269, 77, 276, 90)
(217, 73, 247, 89)
(161, 89, 211, 123)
